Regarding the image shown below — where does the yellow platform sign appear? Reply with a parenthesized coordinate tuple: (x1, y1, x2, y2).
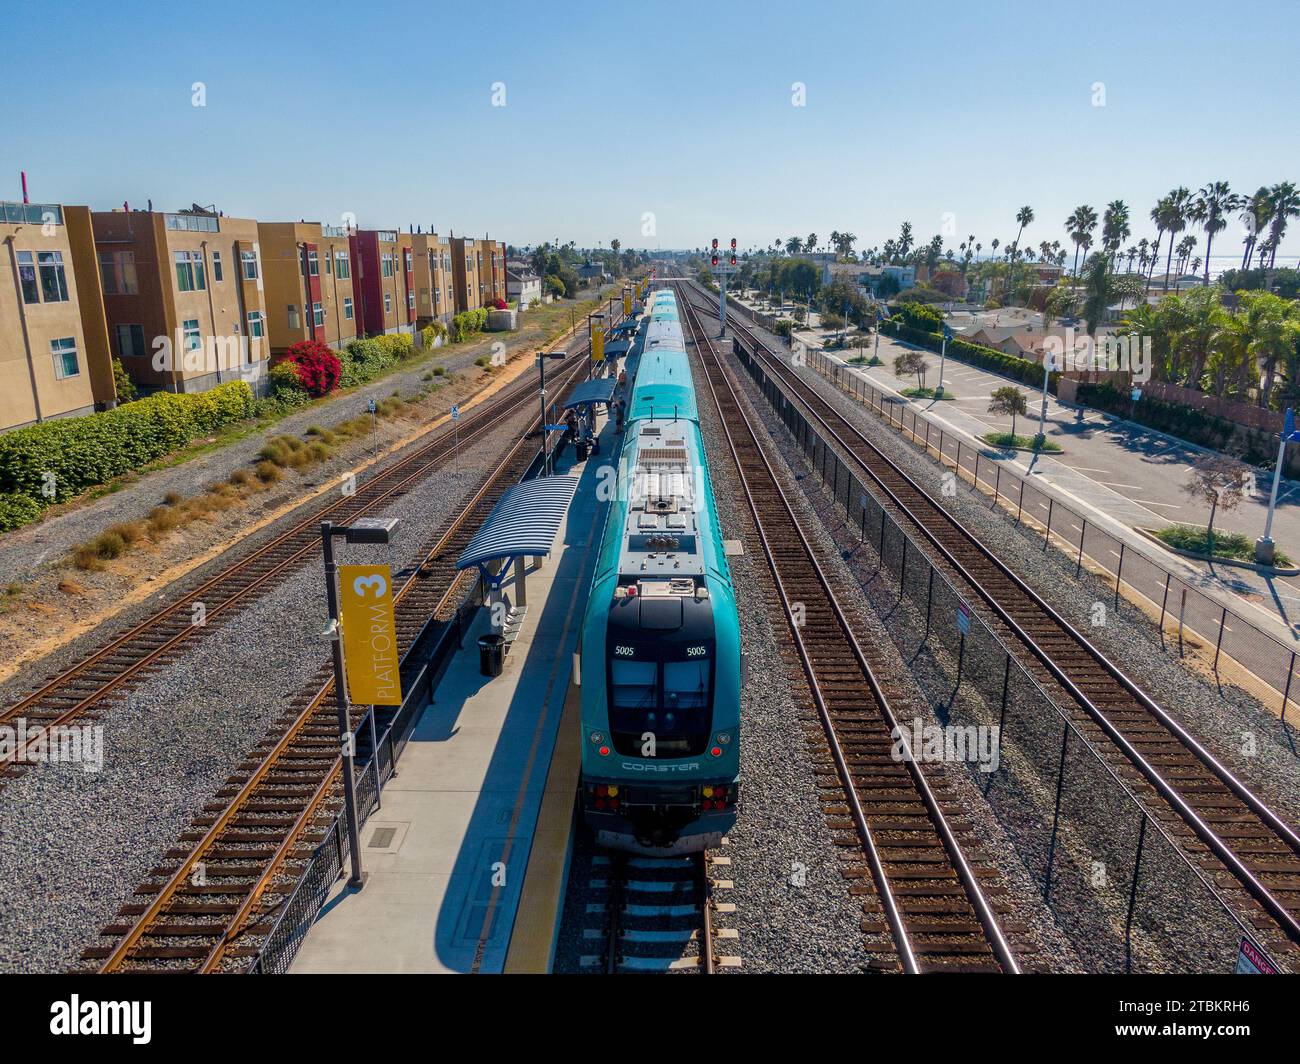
(623, 291, 632, 316)
(339, 564, 403, 706)
(592, 323, 605, 363)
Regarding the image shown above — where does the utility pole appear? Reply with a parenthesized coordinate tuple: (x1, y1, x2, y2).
(537, 351, 549, 476)
(936, 324, 951, 398)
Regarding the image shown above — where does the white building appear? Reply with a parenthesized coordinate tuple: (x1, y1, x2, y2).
(507, 267, 542, 308)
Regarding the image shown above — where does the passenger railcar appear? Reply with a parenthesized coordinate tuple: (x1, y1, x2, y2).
(577, 288, 742, 854)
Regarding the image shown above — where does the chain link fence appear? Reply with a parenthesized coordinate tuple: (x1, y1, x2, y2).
(739, 342, 1288, 973)
(796, 344, 1300, 726)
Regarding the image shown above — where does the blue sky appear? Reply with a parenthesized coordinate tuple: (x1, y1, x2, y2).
(4, 0, 1298, 263)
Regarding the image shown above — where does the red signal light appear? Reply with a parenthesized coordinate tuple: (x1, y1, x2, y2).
(711, 254, 718, 266)
(730, 254, 736, 266)
(711, 237, 718, 250)
(730, 237, 737, 250)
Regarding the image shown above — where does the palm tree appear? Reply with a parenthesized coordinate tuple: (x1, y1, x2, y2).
(1239, 187, 1274, 269)
(1263, 182, 1300, 270)
(1156, 187, 1192, 294)
(990, 237, 1000, 261)
(1066, 204, 1097, 279)
(785, 236, 802, 256)
(1008, 206, 1034, 273)
(1101, 200, 1132, 266)
(1190, 181, 1240, 286)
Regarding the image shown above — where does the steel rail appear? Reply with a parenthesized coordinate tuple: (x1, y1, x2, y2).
(680, 289, 1019, 973)
(695, 287, 1300, 948)
(96, 356, 589, 973)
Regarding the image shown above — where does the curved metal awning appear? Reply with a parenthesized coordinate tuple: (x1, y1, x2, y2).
(563, 378, 617, 409)
(456, 476, 579, 570)
(611, 318, 638, 334)
(605, 339, 632, 356)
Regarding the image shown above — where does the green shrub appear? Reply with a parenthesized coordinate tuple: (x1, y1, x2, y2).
(338, 335, 410, 387)
(112, 358, 137, 403)
(0, 381, 254, 514)
(449, 308, 489, 343)
(0, 493, 42, 532)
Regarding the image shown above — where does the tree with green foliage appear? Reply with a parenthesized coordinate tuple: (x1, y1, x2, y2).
(988, 385, 1028, 438)
(893, 349, 927, 389)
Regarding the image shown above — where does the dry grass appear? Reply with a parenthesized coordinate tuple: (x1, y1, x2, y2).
(57, 580, 84, 595)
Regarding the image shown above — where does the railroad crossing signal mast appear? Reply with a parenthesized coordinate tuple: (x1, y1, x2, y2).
(710, 237, 737, 337)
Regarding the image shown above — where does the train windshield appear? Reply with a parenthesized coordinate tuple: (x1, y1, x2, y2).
(608, 653, 714, 753)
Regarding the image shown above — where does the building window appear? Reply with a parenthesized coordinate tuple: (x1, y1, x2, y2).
(182, 319, 201, 352)
(16, 251, 38, 303)
(466, 283, 472, 301)
(50, 337, 80, 379)
(343, 297, 354, 320)
(174, 250, 206, 292)
(404, 251, 412, 272)
(433, 287, 440, 306)
(307, 249, 319, 276)
(312, 302, 324, 327)
(334, 250, 350, 278)
(247, 311, 265, 338)
(240, 249, 259, 280)
(407, 290, 414, 311)
(37, 251, 70, 302)
(115, 323, 146, 358)
(211, 251, 223, 282)
(287, 304, 300, 329)
(98, 250, 138, 295)
(381, 252, 393, 278)
(384, 293, 392, 313)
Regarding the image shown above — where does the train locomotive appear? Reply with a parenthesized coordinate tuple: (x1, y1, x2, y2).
(577, 288, 742, 854)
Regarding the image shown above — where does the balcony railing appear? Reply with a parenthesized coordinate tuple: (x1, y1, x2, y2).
(164, 213, 220, 233)
(1, 201, 63, 225)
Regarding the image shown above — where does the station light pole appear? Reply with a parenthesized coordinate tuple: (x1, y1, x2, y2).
(1258, 408, 1300, 564)
(321, 515, 401, 891)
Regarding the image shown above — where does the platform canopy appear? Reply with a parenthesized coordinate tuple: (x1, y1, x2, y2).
(562, 377, 617, 409)
(604, 339, 633, 356)
(610, 318, 639, 334)
(456, 476, 579, 572)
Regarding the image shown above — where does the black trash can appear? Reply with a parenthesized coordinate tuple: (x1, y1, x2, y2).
(575, 439, 589, 462)
(478, 633, 505, 677)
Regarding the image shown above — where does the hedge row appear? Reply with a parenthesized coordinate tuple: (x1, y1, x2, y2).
(1077, 382, 1274, 467)
(0, 380, 255, 512)
(337, 333, 415, 388)
(881, 319, 1057, 392)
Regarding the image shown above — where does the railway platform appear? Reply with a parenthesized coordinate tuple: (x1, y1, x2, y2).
(289, 314, 646, 975)
(288, 427, 609, 973)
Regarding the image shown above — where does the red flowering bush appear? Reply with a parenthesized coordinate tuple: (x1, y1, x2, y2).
(284, 340, 341, 398)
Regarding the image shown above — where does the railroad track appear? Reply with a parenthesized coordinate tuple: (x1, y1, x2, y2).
(78, 359, 588, 973)
(1, 342, 591, 783)
(679, 290, 1019, 973)
(686, 283, 1300, 962)
(586, 851, 735, 973)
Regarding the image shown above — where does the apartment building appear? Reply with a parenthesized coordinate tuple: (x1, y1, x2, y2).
(409, 231, 455, 328)
(1, 200, 116, 432)
(258, 222, 358, 356)
(91, 207, 270, 395)
(482, 238, 506, 305)
(449, 236, 484, 314)
(349, 229, 415, 337)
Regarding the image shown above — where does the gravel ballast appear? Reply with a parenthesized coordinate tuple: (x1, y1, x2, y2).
(0, 405, 534, 974)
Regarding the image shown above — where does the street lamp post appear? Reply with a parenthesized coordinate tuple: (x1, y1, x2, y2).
(320, 515, 401, 891)
(1258, 408, 1299, 564)
(936, 324, 951, 398)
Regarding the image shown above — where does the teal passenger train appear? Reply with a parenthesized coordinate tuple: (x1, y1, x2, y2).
(577, 287, 741, 854)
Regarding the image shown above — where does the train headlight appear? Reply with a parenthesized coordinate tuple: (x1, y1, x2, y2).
(715, 732, 732, 745)
(589, 731, 604, 745)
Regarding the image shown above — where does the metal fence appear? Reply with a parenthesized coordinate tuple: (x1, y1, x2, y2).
(739, 344, 1287, 973)
(798, 344, 1300, 727)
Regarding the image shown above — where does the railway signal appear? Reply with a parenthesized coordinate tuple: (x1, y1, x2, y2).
(707, 236, 738, 336)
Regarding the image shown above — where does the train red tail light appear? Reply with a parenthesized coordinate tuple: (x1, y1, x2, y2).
(710, 746, 722, 757)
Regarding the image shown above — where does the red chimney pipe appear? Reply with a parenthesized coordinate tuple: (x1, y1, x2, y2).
(21, 171, 29, 204)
